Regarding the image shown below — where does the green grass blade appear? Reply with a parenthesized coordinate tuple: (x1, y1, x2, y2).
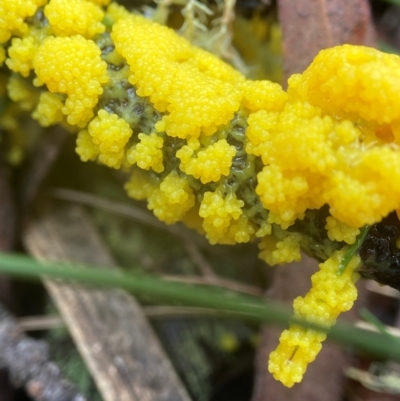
(0, 252, 399, 361)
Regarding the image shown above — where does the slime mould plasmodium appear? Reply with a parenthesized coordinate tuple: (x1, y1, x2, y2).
(2, 0, 400, 387)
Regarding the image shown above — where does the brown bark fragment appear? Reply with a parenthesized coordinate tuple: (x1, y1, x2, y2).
(277, 0, 376, 81)
(23, 200, 192, 401)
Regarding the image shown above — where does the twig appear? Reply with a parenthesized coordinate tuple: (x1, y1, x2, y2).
(143, 305, 225, 318)
(182, 240, 217, 279)
(17, 315, 65, 332)
(0, 303, 86, 401)
(355, 321, 400, 339)
(161, 274, 263, 297)
(50, 187, 210, 250)
(51, 187, 255, 294)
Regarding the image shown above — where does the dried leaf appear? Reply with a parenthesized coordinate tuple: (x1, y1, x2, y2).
(278, 0, 376, 81)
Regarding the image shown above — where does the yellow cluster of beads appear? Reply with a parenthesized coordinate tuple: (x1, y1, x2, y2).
(177, 139, 236, 184)
(258, 233, 302, 266)
(44, 0, 105, 38)
(77, 109, 132, 169)
(147, 172, 196, 224)
(325, 216, 360, 245)
(0, 0, 45, 43)
(32, 92, 65, 126)
(7, 75, 38, 111)
(33, 35, 108, 126)
(294, 45, 400, 125)
(6, 36, 38, 77)
(199, 189, 247, 244)
(111, 15, 245, 139)
(268, 251, 360, 387)
(126, 133, 164, 173)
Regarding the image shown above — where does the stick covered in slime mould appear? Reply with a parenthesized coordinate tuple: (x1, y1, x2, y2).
(2, 0, 400, 386)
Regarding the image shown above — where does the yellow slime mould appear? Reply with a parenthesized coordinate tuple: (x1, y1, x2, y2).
(1, 0, 400, 387)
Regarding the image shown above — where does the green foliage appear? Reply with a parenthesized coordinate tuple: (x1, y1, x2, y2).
(0, 251, 399, 362)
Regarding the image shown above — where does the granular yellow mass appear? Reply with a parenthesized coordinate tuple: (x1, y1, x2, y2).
(2, 0, 400, 387)
(45, 0, 105, 38)
(0, 0, 45, 43)
(268, 251, 360, 387)
(33, 35, 108, 126)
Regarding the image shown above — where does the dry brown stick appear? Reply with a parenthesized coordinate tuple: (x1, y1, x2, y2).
(0, 302, 86, 401)
(18, 127, 68, 212)
(17, 315, 65, 332)
(51, 187, 259, 296)
(181, 239, 217, 279)
(50, 187, 210, 250)
(161, 274, 263, 297)
(17, 307, 230, 330)
(23, 200, 192, 401)
(143, 306, 227, 319)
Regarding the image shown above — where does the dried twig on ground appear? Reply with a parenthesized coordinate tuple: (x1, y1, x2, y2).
(0, 303, 86, 401)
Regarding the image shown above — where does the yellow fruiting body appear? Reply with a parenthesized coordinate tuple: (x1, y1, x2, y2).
(0, 0, 45, 43)
(258, 233, 302, 266)
(268, 251, 360, 387)
(325, 216, 360, 245)
(7, 75, 38, 111)
(177, 138, 236, 184)
(6, 36, 38, 77)
(126, 132, 164, 173)
(199, 189, 247, 244)
(111, 15, 245, 139)
(85, 108, 132, 169)
(45, 0, 105, 38)
(2, 0, 400, 388)
(32, 92, 65, 126)
(33, 35, 108, 127)
(147, 171, 195, 224)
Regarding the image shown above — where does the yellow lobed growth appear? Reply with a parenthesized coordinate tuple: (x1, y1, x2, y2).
(126, 133, 164, 173)
(104, 2, 131, 24)
(241, 80, 288, 112)
(268, 251, 360, 387)
(293, 45, 400, 125)
(111, 15, 245, 139)
(147, 171, 195, 224)
(199, 189, 248, 244)
(33, 35, 108, 127)
(0, 0, 45, 43)
(258, 233, 302, 266)
(6, 36, 39, 78)
(32, 92, 65, 127)
(7, 75, 38, 111)
(325, 216, 360, 245)
(76, 129, 98, 162)
(247, 76, 400, 228)
(177, 139, 236, 184)
(124, 167, 158, 201)
(87, 0, 111, 5)
(45, 0, 105, 38)
(82, 109, 132, 169)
